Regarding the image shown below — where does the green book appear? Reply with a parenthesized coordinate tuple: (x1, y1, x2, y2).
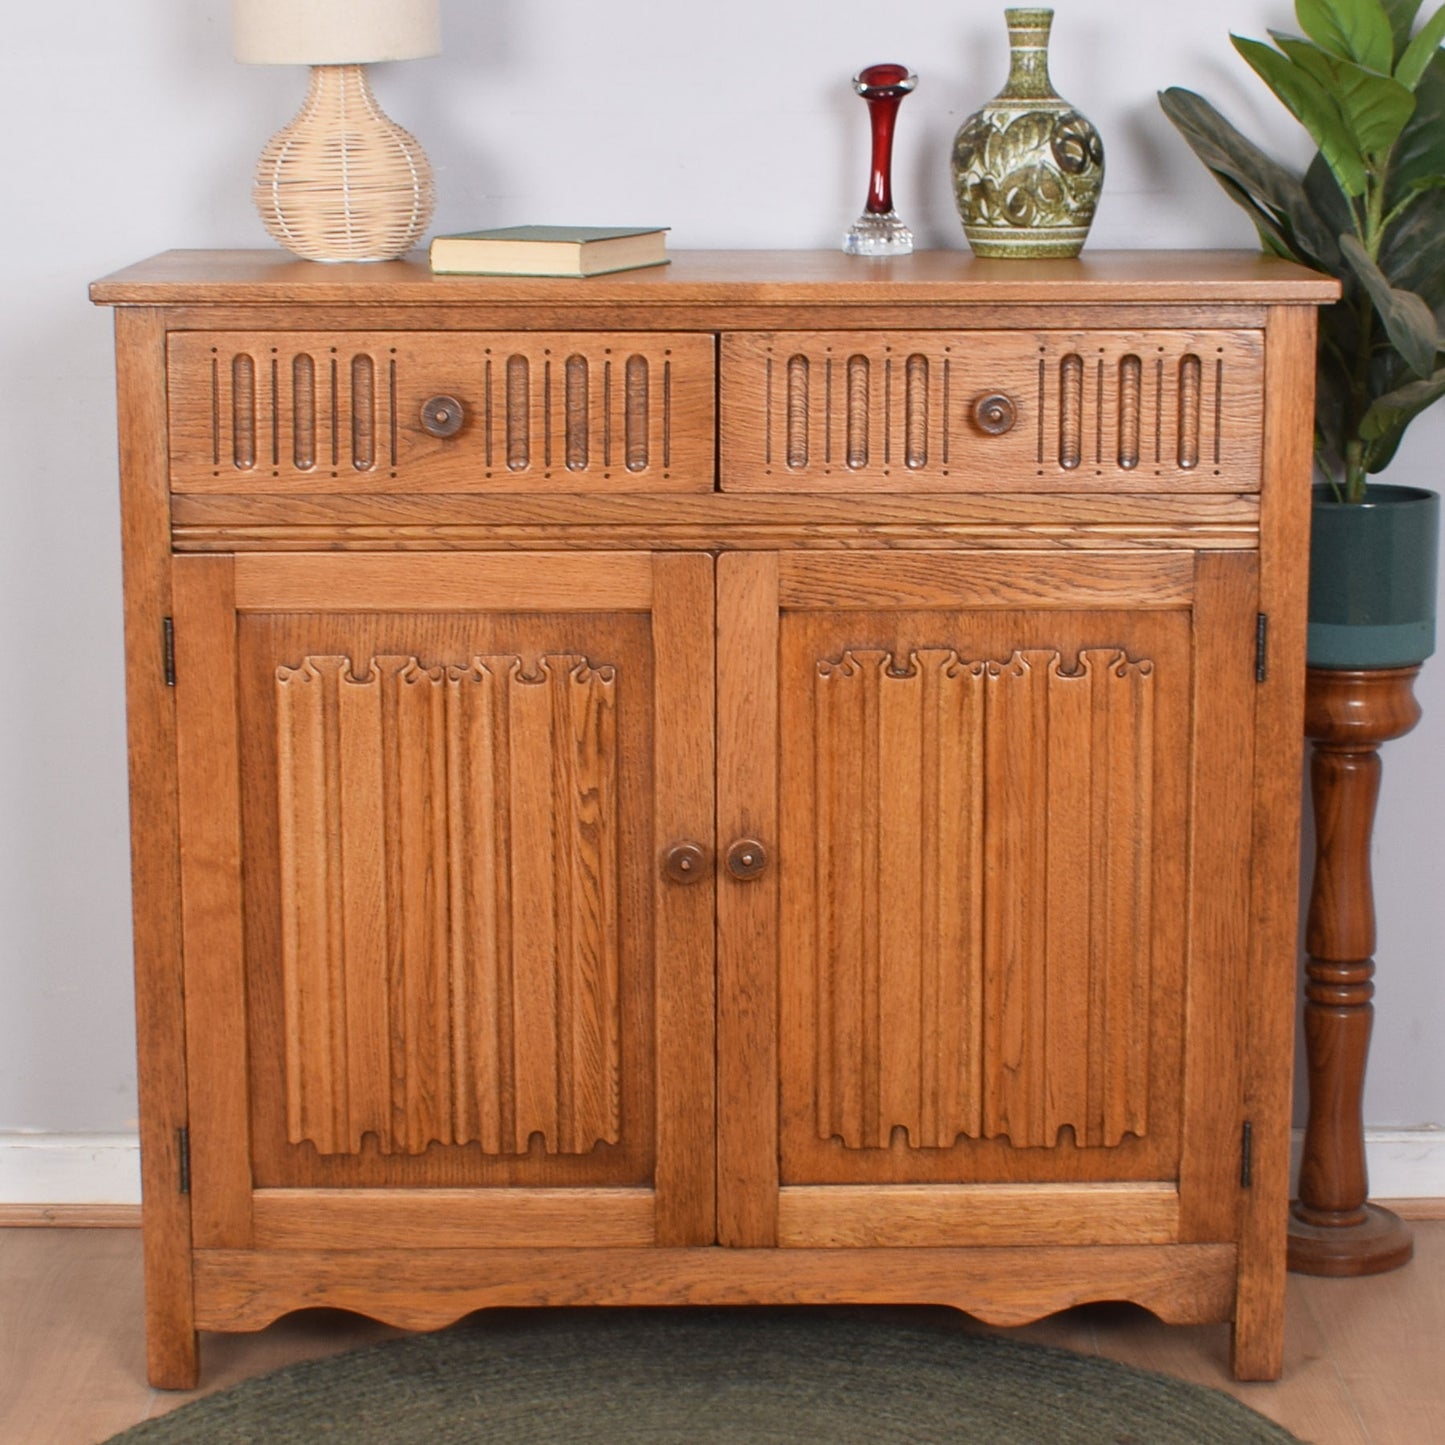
(429, 226, 670, 277)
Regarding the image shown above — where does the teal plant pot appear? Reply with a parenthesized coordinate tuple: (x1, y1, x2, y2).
(1307, 484, 1439, 669)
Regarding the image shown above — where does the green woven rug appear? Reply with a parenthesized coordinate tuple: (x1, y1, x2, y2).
(107, 1308, 1302, 1444)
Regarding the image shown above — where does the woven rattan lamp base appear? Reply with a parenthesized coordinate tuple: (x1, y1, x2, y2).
(254, 64, 434, 262)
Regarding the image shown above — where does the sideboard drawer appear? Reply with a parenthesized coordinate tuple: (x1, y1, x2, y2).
(720, 330, 1264, 492)
(167, 331, 716, 494)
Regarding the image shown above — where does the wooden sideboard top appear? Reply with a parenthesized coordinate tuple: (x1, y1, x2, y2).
(90, 248, 1340, 307)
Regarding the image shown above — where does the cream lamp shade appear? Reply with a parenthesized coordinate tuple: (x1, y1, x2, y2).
(233, 0, 440, 65)
(233, 0, 441, 263)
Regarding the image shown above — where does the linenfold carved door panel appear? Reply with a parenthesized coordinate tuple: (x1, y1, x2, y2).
(716, 549, 1260, 1251)
(795, 642, 1165, 1158)
(171, 551, 715, 1254)
(270, 649, 623, 1162)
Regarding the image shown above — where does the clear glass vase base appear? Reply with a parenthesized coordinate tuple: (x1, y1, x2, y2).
(843, 212, 914, 256)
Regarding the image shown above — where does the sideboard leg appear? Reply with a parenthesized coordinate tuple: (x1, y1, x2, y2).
(1229, 1294, 1285, 1381)
(1287, 666, 1419, 1277)
(147, 1320, 200, 1392)
(140, 1158, 200, 1389)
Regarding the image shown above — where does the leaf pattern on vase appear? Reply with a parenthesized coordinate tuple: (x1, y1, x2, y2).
(953, 109, 1104, 240)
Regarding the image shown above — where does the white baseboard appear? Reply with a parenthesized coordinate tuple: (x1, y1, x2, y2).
(2, 1128, 1443, 1208)
(0, 1133, 141, 1206)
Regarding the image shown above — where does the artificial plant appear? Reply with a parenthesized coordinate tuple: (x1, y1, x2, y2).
(1161, 0, 1445, 500)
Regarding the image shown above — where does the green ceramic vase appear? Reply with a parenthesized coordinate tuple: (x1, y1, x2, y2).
(951, 7, 1104, 259)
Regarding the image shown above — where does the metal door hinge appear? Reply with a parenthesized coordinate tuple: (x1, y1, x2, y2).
(1240, 1120, 1254, 1189)
(177, 1126, 190, 1194)
(163, 618, 176, 688)
(1254, 614, 1268, 683)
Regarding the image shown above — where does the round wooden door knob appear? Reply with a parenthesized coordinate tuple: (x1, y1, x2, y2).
(662, 841, 708, 884)
(725, 839, 768, 880)
(420, 394, 465, 437)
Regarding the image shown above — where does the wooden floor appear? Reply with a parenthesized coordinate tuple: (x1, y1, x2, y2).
(3, 1221, 1443, 1445)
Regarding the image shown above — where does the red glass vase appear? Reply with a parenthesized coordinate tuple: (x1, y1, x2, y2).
(844, 63, 917, 256)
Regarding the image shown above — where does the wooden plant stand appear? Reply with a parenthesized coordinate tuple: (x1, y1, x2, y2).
(1288, 665, 1422, 1276)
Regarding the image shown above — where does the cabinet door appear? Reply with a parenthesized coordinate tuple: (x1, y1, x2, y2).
(172, 551, 714, 1252)
(717, 549, 1260, 1251)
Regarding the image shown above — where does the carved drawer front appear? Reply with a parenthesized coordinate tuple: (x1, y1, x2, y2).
(166, 331, 716, 494)
(720, 330, 1263, 492)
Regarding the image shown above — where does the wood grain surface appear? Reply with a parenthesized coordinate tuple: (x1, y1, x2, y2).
(91, 248, 1341, 305)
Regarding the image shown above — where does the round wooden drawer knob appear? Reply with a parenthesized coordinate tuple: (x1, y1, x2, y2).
(972, 393, 1017, 435)
(420, 394, 465, 437)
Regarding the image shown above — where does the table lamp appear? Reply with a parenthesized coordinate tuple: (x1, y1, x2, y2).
(233, 0, 441, 262)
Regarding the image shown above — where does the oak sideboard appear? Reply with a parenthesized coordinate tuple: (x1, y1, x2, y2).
(92, 249, 1338, 1387)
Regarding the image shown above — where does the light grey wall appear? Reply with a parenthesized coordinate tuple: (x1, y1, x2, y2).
(2, 0, 1440, 1137)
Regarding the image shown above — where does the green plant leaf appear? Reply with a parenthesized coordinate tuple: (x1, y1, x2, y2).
(1257, 222, 1298, 257)
(1358, 368, 1445, 473)
(1383, 0, 1426, 57)
(1296, 0, 1397, 70)
(1341, 232, 1443, 375)
(1271, 33, 1416, 155)
(1157, 87, 1339, 263)
(1378, 184, 1445, 308)
(1363, 428, 1407, 471)
(1383, 46, 1445, 296)
(1232, 35, 1370, 194)
(1383, 0, 1426, 55)
(1387, 48, 1445, 198)
(1314, 288, 1376, 481)
(1305, 150, 1359, 244)
(1219, 176, 1302, 256)
(1397, 1, 1445, 86)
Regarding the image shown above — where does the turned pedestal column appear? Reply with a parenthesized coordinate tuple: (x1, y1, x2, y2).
(1287, 665, 1421, 1276)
